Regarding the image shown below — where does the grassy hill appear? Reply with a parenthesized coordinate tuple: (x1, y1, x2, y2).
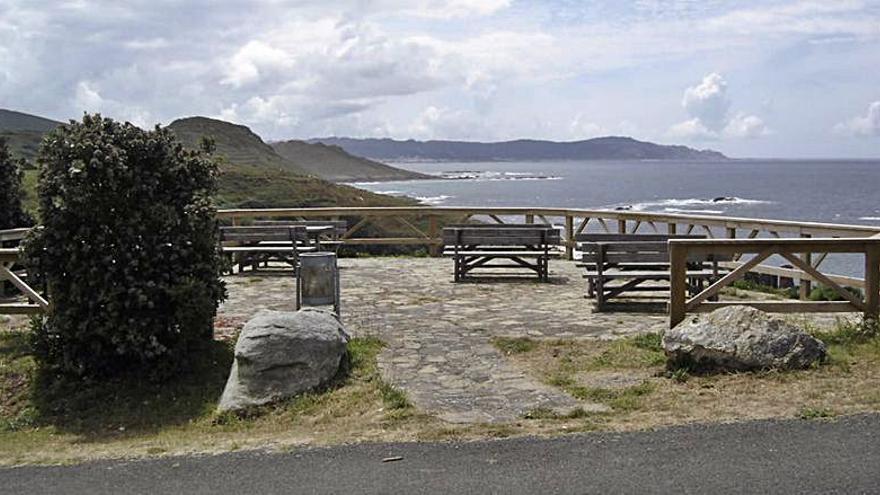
(0, 109, 62, 133)
(271, 139, 430, 182)
(166, 117, 414, 208)
(2, 110, 415, 211)
(0, 130, 46, 164)
(0, 110, 63, 164)
(168, 117, 307, 175)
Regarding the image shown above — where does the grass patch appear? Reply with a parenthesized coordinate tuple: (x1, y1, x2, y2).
(566, 382, 655, 412)
(729, 279, 798, 299)
(798, 407, 836, 420)
(0, 330, 426, 465)
(496, 321, 880, 433)
(491, 337, 538, 355)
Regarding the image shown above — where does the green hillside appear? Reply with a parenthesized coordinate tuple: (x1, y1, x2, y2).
(168, 117, 306, 175)
(166, 117, 414, 208)
(0, 109, 62, 133)
(271, 139, 430, 182)
(0, 130, 45, 164)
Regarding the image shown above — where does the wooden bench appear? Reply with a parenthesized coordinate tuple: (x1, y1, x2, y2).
(576, 234, 707, 296)
(219, 226, 315, 274)
(575, 234, 726, 311)
(442, 224, 561, 282)
(252, 220, 347, 251)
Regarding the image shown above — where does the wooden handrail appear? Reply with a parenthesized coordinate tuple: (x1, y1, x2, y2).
(669, 238, 880, 328)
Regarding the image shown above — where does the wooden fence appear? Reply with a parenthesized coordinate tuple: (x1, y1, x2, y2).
(219, 206, 880, 298)
(668, 238, 880, 328)
(0, 248, 48, 315)
(3, 208, 880, 316)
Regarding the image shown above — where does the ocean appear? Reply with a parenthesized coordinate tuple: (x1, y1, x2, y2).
(355, 159, 880, 226)
(354, 159, 880, 278)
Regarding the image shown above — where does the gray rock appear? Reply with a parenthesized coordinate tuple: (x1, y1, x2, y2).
(218, 309, 349, 412)
(662, 306, 826, 372)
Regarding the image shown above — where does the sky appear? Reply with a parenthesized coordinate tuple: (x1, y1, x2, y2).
(1, 0, 879, 158)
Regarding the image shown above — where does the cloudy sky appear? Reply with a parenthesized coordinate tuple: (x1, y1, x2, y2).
(1, 0, 878, 158)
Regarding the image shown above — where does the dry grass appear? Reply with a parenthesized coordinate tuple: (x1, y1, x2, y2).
(497, 318, 880, 431)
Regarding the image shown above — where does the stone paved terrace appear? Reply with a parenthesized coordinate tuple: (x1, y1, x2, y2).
(218, 257, 670, 423)
(217, 257, 847, 424)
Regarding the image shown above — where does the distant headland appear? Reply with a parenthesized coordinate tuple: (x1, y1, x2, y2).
(308, 136, 727, 162)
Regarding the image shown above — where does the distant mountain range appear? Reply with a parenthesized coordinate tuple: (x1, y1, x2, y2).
(309, 136, 727, 161)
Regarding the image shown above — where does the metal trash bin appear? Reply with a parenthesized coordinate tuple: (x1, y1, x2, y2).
(296, 252, 340, 316)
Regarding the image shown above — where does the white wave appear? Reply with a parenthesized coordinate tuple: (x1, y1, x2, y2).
(860, 216, 880, 221)
(417, 195, 453, 205)
(663, 208, 725, 215)
(434, 170, 561, 181)
(374, 190, 403, 195)
(621, 196, 773, 212)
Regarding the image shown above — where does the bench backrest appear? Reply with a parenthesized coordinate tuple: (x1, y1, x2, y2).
(580, 240, 732, 264)
(443, 224, 561, 247)
(252, 220, 347, 238)
(220, 226, 308, 244)
(575, 233, 706, 243)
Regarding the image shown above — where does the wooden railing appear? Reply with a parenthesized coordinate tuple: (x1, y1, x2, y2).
(4, 208, 880, 316)
(0, 248, 48, 315)
(219, 207, 880, 297)
(668, 238, 880, 328)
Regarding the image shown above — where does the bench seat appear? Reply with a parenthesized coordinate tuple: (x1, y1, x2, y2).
(444, 250, 564, 257)
(581, 269, 718, 279)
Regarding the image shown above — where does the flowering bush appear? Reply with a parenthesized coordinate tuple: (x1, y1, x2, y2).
(25, 115, 226, 379)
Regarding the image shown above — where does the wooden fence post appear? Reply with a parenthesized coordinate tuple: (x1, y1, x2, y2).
(618, 219, 627, 234)
(800, 233, 812, 300)
(669, 241, 688, 328)
(525, 213, 535, 224)
(865, 245, 880, 321)
(428, 216, 440, 257)
(668, 223, 677, 235)
(565, 215, 574, 260)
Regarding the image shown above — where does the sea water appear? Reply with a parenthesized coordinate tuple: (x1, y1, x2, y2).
(355, 159, 880, 277)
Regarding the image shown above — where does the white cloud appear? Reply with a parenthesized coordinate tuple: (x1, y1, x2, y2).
(73, 80, 152, 128)
(670, 73, 767, 140)
(401, 0, 512, 19)
(668, 118, 716, 140)
(221, 40, 291, 88)
(569, 115, 605, 139)
(725, 113, 768, 138)
(681, 72, 730, 132)
(407, 105, 487, 140)
(834, 101, 880, 137)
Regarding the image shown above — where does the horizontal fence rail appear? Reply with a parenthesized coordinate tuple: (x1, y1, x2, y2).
(668, 238, 880, 328)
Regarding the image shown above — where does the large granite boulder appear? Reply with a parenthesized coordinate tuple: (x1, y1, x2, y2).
(662, 306, 826, 372)
(218, 309, 349, 412)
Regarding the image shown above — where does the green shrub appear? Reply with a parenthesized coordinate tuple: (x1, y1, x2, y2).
(809, 285, 862, 302)
(0, 137, 33, 229)
(24, 115, 226, 379)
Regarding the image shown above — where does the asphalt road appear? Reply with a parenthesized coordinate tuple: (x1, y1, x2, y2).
(3, 414, 880, 494)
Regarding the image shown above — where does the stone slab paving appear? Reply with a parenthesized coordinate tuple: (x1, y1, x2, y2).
(219, 257, 667, 423)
